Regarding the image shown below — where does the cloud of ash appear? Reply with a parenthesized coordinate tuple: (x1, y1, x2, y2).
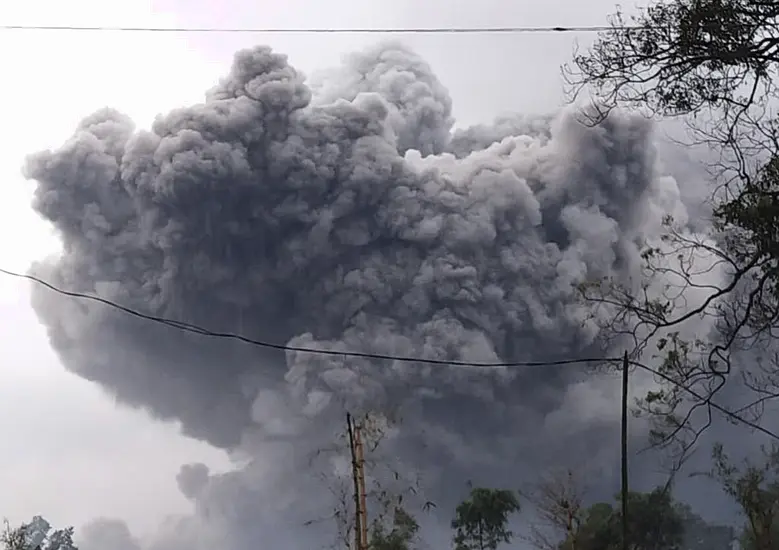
(24, 42, 714, 548)
(80, 520, 141, 550)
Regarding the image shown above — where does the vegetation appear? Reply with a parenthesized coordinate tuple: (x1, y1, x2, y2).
(560, 490, 686, 550)
(523, 470, 732, 550)
(369, 506, 419, 550)
(1, 518, 76, 550)
(347, 478, 745, 550)
(451, 488, 521, 550)
(560, 0, 779, 473)
(707, 443, 779, 550)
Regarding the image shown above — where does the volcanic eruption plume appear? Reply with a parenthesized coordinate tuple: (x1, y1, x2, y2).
(24, 42, 703, 549)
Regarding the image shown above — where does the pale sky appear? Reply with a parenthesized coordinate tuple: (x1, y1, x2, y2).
(0, 0, 626, 542)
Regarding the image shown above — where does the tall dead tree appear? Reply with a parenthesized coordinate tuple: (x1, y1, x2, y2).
(347, 412, 367, 550)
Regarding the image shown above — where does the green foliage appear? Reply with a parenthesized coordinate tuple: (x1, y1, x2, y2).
(675, 503, 734, 550)
(369, 506, 419, 550)
(40, 528, 76, 550)
(710, 444, 779, 550)
(1, 522, 27, 550)
(715, 157, 779, 314)
(451, 487, 521, 550)
(560, 502, 616, 550)
(565, 0, 779, 472)
(1, 518, 76, 550)
(567, 0, 779, 121)
(562, 489, 687, 550)
(559, 489, 733, 550)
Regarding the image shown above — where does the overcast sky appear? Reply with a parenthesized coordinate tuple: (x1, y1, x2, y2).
(0, 0, 629, 541)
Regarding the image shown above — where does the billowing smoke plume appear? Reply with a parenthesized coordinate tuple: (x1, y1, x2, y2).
(80, 520, 141, 550)
(26, 42, 705, 548)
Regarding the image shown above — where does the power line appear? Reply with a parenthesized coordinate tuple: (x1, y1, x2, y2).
(2, 265, 777, 441)
(0, 23, 638, 34)
(627, 359, 779, 443)
(0, 267, 610, 369)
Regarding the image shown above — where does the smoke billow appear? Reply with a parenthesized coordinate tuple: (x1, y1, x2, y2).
(80, 520, 141, 550)
(26, 42, 704, 549)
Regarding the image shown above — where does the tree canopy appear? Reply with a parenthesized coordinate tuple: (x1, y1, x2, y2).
(565, 0, 779, 470)
(567, 0, 779, 142)
(707, 443, 779, 550)
(452, 487, 521, 550)
(369, 506, 420, 550)
(560, 489, 686, 550)
(1, 518, 76, 550)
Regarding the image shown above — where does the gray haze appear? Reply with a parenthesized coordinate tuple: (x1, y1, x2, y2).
(26, 42, 717, 548)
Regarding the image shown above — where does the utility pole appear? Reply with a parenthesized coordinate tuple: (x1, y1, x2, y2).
(355, 424, 368, 550)
(347, 413, 363, 550)
(346, 413, 368, 550)
(621, 351, 629, 550)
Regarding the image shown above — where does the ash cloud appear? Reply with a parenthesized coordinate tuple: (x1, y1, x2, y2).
(24, 42, 707, 548)
(80, 520, 141, 550)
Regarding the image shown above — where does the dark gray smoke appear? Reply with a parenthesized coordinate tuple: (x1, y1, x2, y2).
(25, 42, 707, 548)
